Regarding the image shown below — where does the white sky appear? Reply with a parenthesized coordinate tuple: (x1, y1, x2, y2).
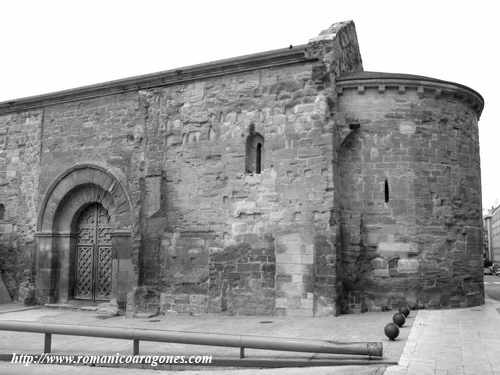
(0, 0, 497, 211)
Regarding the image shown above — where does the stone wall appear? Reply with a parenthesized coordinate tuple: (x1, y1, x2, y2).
(208, 236, 275, 315)
(0, 20, 363, 315)
(129, 21, 362, 316)
(0, 111, 42, 300)
(0, 20, 484, 315)
(336, 75, 484, 311)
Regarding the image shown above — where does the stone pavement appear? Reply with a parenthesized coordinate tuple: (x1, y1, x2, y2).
(385, 298, 500, 375)
(5, 299, 500, 375)
(0, 305, 408, 374)
(0, 303, 39, 314)
(2, 298, 499, 374)
(0, 362, 387, 375)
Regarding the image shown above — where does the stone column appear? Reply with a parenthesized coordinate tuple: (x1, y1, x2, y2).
(54, 232, 74, 303)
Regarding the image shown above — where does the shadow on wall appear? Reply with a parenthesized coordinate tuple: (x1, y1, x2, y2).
(0, 240, 35, 303)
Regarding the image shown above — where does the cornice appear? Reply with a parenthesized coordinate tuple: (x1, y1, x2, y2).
(336, 71, 484, 117)
(0, 45, 315, 115)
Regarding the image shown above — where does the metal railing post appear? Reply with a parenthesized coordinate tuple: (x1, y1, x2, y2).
(133, 339, 140, 355)
(44, 333, 52, 353)
(240, 347, 245, 359)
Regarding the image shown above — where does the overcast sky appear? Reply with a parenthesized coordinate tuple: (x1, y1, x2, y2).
(0, 0, 497, 211)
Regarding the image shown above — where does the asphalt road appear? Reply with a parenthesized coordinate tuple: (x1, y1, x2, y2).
(484, 275, 500, 301)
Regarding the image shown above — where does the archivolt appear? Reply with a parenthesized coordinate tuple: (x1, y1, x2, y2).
(37, 164, 133, 232)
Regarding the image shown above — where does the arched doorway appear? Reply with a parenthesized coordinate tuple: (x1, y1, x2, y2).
(73, 203, 113, 301)
(35, 164, 136, 306)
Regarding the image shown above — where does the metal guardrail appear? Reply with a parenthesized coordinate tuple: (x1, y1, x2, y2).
(0, 320, 383, 359)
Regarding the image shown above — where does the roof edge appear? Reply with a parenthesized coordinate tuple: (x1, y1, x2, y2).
(0, 45, 315, 115)
(337, 71, 484, 116)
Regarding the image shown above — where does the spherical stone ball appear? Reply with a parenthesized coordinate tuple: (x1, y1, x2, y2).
(392, 312, 406, 327)
(398, 306, 410, 317)
(384, 322, 400, 341)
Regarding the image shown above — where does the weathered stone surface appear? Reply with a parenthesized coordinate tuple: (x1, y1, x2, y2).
(126, 287, 159, 317)
(134, 311, 158, 319)
(17, 281, 36, 305)
(336, 73, 484, 312)
(0, 20, 484, 316)
(96, 299, 119, 319)
(0, 276, 11, 304)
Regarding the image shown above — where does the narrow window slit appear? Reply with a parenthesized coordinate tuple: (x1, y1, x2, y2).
(384, 179, 390, 203)
(256, 143, 262, 174)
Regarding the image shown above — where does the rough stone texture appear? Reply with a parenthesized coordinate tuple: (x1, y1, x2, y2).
(96, 298, 120, 319)
(125, 20, 363, 316)
(125, 286, 160, 318)
(0, 275, 11, 303)
(209, 237, 275, 315)
(0, 20, 484, 315)
(17, 280, 36, 305)
(0, 111, 41, 301)
(336, 80, 484, 311)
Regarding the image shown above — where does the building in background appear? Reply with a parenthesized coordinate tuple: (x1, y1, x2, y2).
(484, 206, 500, 265)
(0, 21, 484, 316)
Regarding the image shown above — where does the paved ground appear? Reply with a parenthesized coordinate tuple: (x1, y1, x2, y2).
(0, 303, 39, 314)
(385, 296, 500, 375)
(0, 305, 408, 374)
(2, 293, 500, 375)
(0, 363, 387, 375)
(6, 292, 499, 375)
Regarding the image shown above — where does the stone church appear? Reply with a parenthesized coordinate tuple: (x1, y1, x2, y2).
(0, 21, 484, 316)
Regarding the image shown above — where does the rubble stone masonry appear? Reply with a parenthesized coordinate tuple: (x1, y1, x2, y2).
(0, 21, 484, 315)
(336, 73, 484, 311)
